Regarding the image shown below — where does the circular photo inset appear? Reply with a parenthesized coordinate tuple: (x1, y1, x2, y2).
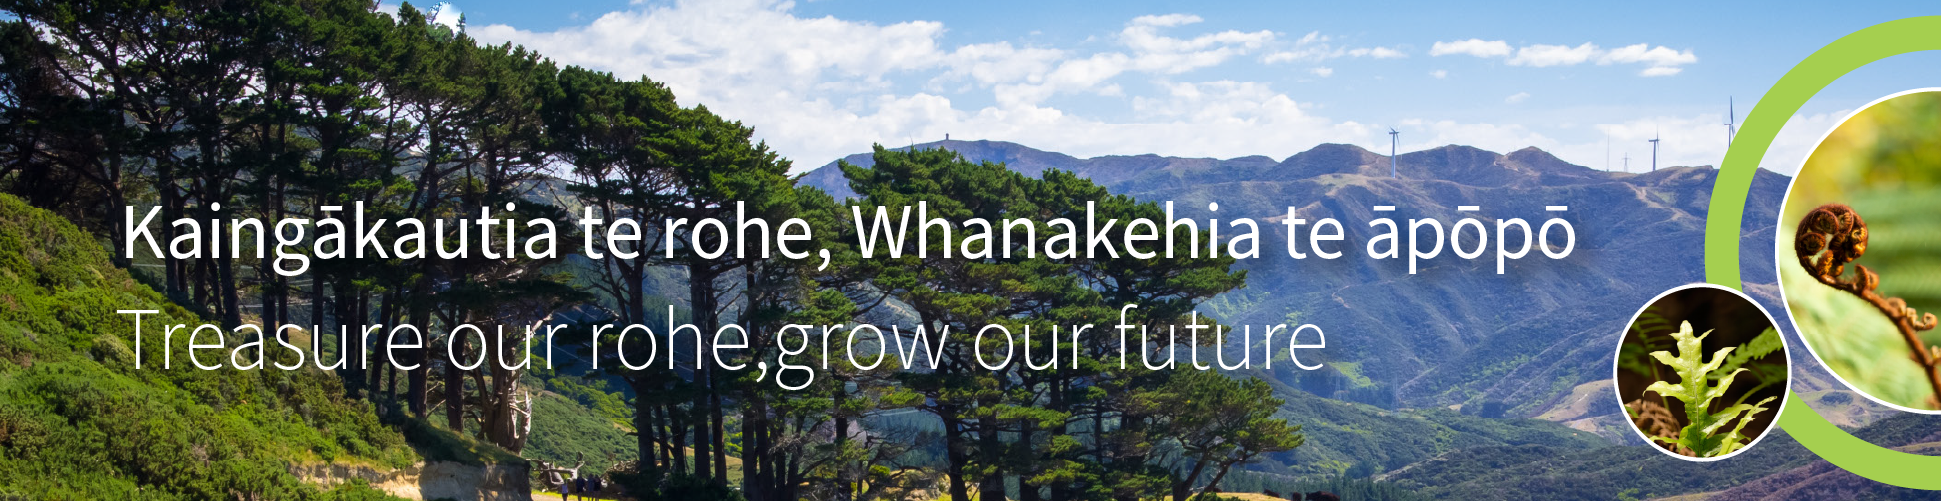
(1778, 88, 1941, 413)
(1614, 284, 1789, 460)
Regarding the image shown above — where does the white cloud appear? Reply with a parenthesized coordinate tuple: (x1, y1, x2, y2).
(1574, 115, 1745, 172)
(1599, 43, 1697, 66)
(1120, 14, 1274, 73)
(472, 0, 948, 96)
(1429, 39, 1512, 58)
(469, 0, 1740, 174)
(992, 14, 1275, 107)
(1638, 66, 1680, 77)
(1133, 81, 1307, 123)
(1600, 43, 1697, 76)
(1507, 43, 1598, 67)
(1360, 47, 1408, 59)
(472, 1, 1326, 167)
(1763, 110, 1847, 175)
(942, 42, 1066, 85)
(1127, 13, 1201, 28)
(1504, 92, 1530, 104)
(1263, 31, 1405, 63)
(1432, 39, 1697, 76)
(991, 52, 1131, 107)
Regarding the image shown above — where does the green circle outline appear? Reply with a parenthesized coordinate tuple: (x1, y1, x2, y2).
(1706, 15, 1941, 489)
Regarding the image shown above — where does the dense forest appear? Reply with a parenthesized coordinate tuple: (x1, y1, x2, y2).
(0, 1, 1307, 500)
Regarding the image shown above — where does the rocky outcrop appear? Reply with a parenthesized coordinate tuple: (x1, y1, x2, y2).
(290, 461, 532, 501)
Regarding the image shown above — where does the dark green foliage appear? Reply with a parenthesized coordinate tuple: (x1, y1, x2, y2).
(1218, 472, 1432, 501)
(0, 194, 412, 499)
(604, 460, 747, 501)
(522, 392, 635, 476)
(837, 146, 1287, 501)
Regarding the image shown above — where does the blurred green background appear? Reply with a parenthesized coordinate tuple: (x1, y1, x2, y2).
(1782, 90, 1941, 410)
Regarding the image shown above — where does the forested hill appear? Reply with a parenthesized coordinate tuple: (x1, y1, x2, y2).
(802, 139, 1794, 417)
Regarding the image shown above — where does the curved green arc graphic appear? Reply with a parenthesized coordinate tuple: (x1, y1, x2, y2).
(1704, 16, 1941, 490)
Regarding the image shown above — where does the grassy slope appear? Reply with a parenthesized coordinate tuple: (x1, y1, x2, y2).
(1383, 412, 1941, 500)
(0, 194, 415, 499)
(1248, 374, 1608, 478)
(523, 390, 637, 476)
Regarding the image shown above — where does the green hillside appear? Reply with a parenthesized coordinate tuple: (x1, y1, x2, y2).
(1248, 380, 1608, 478)
(1381, 412, 1941, 500)
(0, 194, 414, 499)
(523, 389, 638, 477)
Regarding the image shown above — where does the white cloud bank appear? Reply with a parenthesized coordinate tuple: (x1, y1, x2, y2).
(1431, 39, 1697, 76)
(470, 0, 1761, 175)
(472, 0, 1400, 167)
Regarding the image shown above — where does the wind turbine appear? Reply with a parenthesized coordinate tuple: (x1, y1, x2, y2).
(1623, 152, 1630, 172)
(1648, 129, 1661, 171)
(1725, 97, 1737, 149)
(1388, 127, 1399, 178)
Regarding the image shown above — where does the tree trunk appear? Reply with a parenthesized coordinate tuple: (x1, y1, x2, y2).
(1196, 461, 1237, 501)
(158, 163, 179, 298)
(1019, 420, 1039, 501)
(692, 392, 711, 480)
(446, 322, 466, 432)
(373, 293, 394, 393)
(711, 374, 727, 483)
(218, 254, 240, 328)
(742, 400, 760, 500)
(259, 256, 277, 328)
(689, 268, 716, 483)
(1172, 457, 1209, 501)
(669, 401, 688, 475)
(310, 270, 326, 334)
(831, 385, 848, 501)
(408, 300, 430, 418)
(480, 324, 529, 454)
(979, 416, 1007, 501)
(943, 413, 972, 501)
(1049, 378, 1071, 501)
(191, 255, 207, 308)
(385, 359, 398, 401)
(338, 280, 362, 396)
(657, 402, 675, 471)
(104, 159, 127, 268)
(644, 380, 667, 473)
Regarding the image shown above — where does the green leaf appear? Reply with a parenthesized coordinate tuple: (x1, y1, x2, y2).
(1712, 328, 1782, 380)
(1641, 321, 1776, 457)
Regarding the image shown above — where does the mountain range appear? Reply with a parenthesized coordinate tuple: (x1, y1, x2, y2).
(802, 139, 1789, 418)
(797, 139, 1941, 498)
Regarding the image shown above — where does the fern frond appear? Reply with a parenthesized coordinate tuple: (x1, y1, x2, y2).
(1641, 321, 1776, 457)
(1712, 328, 1782, 380)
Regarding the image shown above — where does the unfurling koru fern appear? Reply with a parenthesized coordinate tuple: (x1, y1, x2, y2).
(1795, 203, 1941, 407)
(1642, 321, 1776, 457)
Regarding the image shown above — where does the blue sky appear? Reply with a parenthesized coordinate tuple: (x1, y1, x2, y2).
(412, 0, 1941, 174)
